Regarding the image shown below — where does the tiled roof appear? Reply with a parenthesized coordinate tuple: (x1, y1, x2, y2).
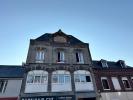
(35, 30, 84, 45)
(92, 60, 132, 69)
(0, 65, 25, 78)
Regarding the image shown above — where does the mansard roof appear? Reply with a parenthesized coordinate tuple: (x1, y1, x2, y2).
(92, 60, 132, 69)
(0, 65, 25, 78)
(35, 29, 85, 45)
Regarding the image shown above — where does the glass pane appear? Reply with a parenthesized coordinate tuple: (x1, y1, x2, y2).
(41, 76, 47, 83)
(123, 80, 130, 88)
(80, 75, 86, 82)
(0, 81, 4, 92)
(65, 75, 70, 83)
(59, 75, 64, 83)
(34, 76, 41, 83)
(86, 76, 91, 82)
(52, 75, 58, 83)
(75, 75, 80, 82)
(102, 79, 110, 89)
(27, 75, 34, 83)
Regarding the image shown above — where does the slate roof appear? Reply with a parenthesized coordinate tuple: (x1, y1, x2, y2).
(35, 30, 84, 45)
(0, 65, 25, 78)
(92, 60, 132, 69)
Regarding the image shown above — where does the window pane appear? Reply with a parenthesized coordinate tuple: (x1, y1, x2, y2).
(80, 75, 86, 82)
(123, 80, 130, 88)
(59, 75, 64, 83)
(52, 75, 58, 83)
(76, 53, 79, 62)
(27, 75, 34, 83)
(34, 76, 41, 83)
(86, 76, 91, 82)
(75, 75, 80, 82)
(65, 75, 70, 83)
(41, 76, 47, 83)
(102, 79, 110, 89)
(0, 81, 4, 92)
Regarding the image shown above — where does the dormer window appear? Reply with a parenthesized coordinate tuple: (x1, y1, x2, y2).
(101, 59, 108, 68)
(119, 60, 126, 68)
(57, 51, 65, 63)
(76, 52, 84, 64)
(35, 47, 45, 63)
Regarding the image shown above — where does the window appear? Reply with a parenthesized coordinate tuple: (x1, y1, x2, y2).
(74, 74, 91, 83)
(101, 59, 108, 68)
(101, 77, 110, 90)
(57, 51, 65, 63)
(35, 48, 45, 63)
(122, 77, 131, 89)
(76, 52, 84, 64)
(26, 70, 48, 84)
(0, 80, 7, 93)
(52, 74, 71, 83)
(112, 77, 121, 90)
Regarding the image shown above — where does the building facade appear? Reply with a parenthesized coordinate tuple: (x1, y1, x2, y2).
(0, 65, 24, 100)
(93, 59, 133, 100)
(0, 30, 133, 100)
(20, 30, 97, 100)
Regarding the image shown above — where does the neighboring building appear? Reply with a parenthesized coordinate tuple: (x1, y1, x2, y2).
(93, 59, 133, 100)
(20, 30, 97, 100)
(0, 65, 24, 100)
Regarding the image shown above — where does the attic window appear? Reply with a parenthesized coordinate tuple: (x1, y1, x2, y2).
(119, 60, 126, 68)
(54, 36, 67, 43)
(101, 59, 108, 68)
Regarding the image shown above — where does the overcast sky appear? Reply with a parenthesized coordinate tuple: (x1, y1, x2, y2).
(0, 0, 133, 66)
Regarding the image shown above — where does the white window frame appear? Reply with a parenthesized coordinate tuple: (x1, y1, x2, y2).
(74, 74, 91, 83)
(35, 50, 45, 63)
(57, 51, 65, 63)
(122, 77, 131, 89)
(26, 70, 48, 84)
(101, 60, 108, 68)
(101, 77, 110, 90)
(0, 80, 7, 93)
(52, 74, 71, 84)
(74, 70, 92, 83)
(52, 70, 71, 84)
(76, 52, 84, 64)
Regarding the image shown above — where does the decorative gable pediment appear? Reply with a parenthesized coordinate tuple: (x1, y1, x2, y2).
(53, 29, 67, 43)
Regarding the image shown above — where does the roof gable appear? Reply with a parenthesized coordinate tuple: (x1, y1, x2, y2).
(35, 29, 84, 45)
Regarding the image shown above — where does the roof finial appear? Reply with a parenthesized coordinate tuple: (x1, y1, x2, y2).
(58, 29, 62, 33)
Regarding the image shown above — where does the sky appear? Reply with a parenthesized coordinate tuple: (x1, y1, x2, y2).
(0, 0, 133, 66)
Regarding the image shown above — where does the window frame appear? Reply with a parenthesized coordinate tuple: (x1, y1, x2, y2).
(35, 48, 45, 63)
(101, 77, 110, 90)
(74, 74, 91, 83)
(0, 80, 7, 93)
(52, 74, 71, 84)
(122, 77, 131, 89)
(75, 52, 84, 64)
(26, 70, 48, 84)
(57, 51, 65, 63)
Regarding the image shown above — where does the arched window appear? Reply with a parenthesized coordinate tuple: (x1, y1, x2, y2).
(52, 70, 72, 92)
(25, 70, 48, 93)
(74, 70, 94, 91)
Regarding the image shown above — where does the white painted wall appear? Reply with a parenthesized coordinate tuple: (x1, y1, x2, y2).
(52, 83, 72, 92)
(25, 84, 47, 93)
(100, 92, 133, 100)
(0, 79, 22, 97)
